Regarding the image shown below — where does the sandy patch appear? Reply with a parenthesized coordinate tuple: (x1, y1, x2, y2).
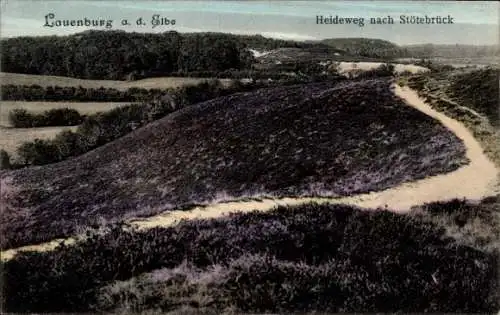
(335, 62, 429, 74)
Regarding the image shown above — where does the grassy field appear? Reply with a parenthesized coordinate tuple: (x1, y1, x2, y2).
(0, 101, 131, 127)
(0, 126, 78, 157)
(0, 72, 233, 90)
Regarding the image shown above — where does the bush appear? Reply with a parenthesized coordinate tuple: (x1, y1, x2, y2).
(52, 130, 88, 159)
(8, 108, 83, 127)
(17, 139, 61, 165)
(0, 149, 11, 169)
(43, 108, 83, 126)
(8, 109, 33, 128)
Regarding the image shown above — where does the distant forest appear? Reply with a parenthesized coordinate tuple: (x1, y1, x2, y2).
(1, 31, 498, 80)
(319, 38, 402, 58)
(0, 31, 322, 80)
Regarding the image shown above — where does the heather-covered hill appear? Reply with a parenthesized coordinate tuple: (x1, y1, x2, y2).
(408, 67, 499, 126)
(3, 202, 498, 313)
(0, 79, 468, 248)
(447, 68, 499, 126)
(406, 67, 500, 168)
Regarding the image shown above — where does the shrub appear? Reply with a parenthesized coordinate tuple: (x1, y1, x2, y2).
(0, 149, 11, 169)
(52, 130, 88, 158)
(8, 109, 33, 128)
(173, 80, 224, 107)
(17, 139, 61, 165)
(42, 108, 83, 126)
(8, 108, 83, 127)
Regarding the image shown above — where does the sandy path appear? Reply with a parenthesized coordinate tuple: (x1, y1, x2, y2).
(1, 84, 498, 261)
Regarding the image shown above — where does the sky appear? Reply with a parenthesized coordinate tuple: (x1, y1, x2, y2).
(1, 0, 499, 45)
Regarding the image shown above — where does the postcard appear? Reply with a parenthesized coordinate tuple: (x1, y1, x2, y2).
(0, 1, 499, 313)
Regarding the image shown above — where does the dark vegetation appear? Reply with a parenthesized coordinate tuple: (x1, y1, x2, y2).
(401, 44, 500, 59)
(1, 31, 252, 80)
(2, 31, 498, 314)
(0, 149, 11, 170)
(320, 38, 402, 59)
(1, 84, 167, 102)
(8, 108, 84, 128)
(164, 67, 340, 81)
(411, 59, 455, 73)
(412, 195, 500, 252)
(0, 79, 469, 248)
(405, 66, 500, 177)
(0, 70, 343, 102)
(318, 39, 499, 60)
(4, 31, 497, 81)
(1, 202, 497, 313)
(406, 67, 499, 127)
(447, 68, 499, 126)
(253, 47, 381, 66)
(1, 31, 331, 81)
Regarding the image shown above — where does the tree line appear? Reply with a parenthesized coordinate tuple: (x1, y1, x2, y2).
(3, 31, 498, 82)
(9, 108, 84, 128)
(0, 31, 409, 82)
(1, 84, 165, 102)
(1, 31, 326, 80)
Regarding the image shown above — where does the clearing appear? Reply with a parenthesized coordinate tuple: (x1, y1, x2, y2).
(0, 72, 233, 90)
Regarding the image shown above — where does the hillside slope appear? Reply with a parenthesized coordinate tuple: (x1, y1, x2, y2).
(0, 79, 468, 249)
(3, 202, 497, 313)
(447, 68, 499, 126)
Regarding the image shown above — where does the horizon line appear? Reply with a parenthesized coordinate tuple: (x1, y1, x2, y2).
(1, 29, 499, 47)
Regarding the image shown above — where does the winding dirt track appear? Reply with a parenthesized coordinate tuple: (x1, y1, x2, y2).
(1, 84, 498, 261)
